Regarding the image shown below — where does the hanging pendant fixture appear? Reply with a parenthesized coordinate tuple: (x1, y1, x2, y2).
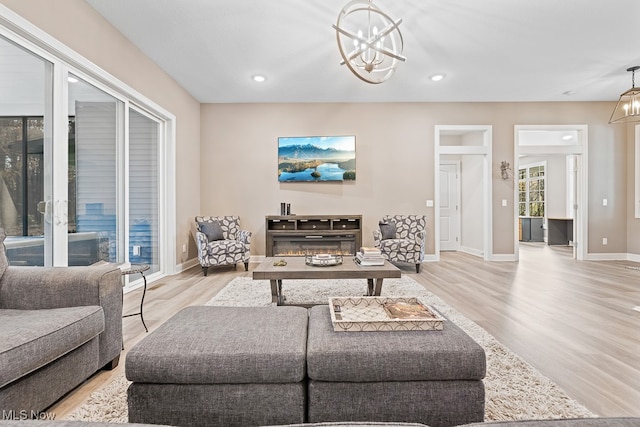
(609, 66, 640, 124)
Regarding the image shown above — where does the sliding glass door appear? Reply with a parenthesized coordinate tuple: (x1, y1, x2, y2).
(129, 108, 160, 274)
(0, 10, 174, 275)
(68, 74, 123, 265)
(0, 35, 53, 265)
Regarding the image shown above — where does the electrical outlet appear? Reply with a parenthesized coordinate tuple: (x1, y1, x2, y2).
(426, 200, 434, 207)
(603, 198, 608, 206)
(182, 244, 187, 253)
(602, 237, 608, 245)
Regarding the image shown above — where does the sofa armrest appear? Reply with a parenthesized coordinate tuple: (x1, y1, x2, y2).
(0, 264, 123, 368)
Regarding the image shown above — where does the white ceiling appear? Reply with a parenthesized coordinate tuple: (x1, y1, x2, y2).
(81, 0, 640, 104)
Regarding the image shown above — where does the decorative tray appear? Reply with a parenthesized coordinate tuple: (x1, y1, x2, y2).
(305, 254, 343, 266)
(328, 297, 444, 332)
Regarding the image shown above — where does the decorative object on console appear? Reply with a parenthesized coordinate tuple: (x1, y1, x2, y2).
(333, 0, 406, 84)
(193, 216, 251, 276)
(278, 136, 356, 182)
(609, 65, 640, 123)
(374, 215, 427, 273)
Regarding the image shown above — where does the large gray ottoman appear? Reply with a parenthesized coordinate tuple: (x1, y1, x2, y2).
(125, 306, 308, 427)
(306, 305, 486, 427)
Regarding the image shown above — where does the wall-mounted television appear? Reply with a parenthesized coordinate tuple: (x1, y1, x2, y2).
(278, 135, 356, 182)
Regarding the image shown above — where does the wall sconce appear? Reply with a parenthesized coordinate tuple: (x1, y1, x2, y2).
(500, 161, 512, 180)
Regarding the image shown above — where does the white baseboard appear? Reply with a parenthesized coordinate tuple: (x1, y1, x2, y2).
(175, 257, 199, 273)
(585, 253, 629, 261)
(459, 246, 484, 258)
(490, 253, 518, 262)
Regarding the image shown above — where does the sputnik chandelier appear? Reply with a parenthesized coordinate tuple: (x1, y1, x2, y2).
(333, 0, 406, 84)
(609, 66, 640, 124)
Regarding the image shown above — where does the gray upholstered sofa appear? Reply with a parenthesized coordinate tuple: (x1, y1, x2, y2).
(0, 229, 123, 414)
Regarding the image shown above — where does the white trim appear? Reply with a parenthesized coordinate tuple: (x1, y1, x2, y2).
(459, 245, 484, 258)
(585, 253, 629, 261)
(174, 258, 200, 275)
(626, 253, 640, 263)
(491, 253, 518, 262)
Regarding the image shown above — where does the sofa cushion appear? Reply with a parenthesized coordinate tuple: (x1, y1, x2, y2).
(0, 228, 8, 282)
(307, 305, 486, 382)
(0, 305, 105, 388)
(126, 306, 308, 384)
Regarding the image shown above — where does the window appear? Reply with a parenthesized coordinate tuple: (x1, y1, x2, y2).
(0, 13, 176, 277)
(519, 163, 545, 217)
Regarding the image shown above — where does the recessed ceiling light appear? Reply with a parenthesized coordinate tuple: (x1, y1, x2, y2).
(430, 74, 445, 82)
(252, 75, 266, 83)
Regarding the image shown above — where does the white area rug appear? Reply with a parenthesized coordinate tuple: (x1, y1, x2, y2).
(67, 276, 594, 423)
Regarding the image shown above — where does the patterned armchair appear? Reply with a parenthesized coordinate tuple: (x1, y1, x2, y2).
(194, 216, 251, 276)
(373, 215, 427, 273)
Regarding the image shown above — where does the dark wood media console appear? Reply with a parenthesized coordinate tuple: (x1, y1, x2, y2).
(265, 215, 362, 257)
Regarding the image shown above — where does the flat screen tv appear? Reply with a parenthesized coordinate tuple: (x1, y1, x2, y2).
(278, 136, 356, 182)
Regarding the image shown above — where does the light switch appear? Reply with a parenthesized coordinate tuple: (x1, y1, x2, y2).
(501, 199, 507, 207)
(426, 200, 434, 207)
(603, 198, 608, 206)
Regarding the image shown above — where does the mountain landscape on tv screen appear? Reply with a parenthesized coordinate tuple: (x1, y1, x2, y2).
(278, 141, 356, 182)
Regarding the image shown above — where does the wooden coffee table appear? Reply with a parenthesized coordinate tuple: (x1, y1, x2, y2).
(252, 257, 401, 306)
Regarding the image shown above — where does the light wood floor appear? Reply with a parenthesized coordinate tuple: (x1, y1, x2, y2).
(51, 244, 640, 419)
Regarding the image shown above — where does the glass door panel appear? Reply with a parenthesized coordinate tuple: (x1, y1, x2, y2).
(0, 35, 52, 265)
(68, 74, 123, 265)
(129, 108, 160, 274)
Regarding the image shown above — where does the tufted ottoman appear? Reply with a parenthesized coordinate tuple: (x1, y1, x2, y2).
(125, 306, 308, 427)
(306, 305, 486, 427)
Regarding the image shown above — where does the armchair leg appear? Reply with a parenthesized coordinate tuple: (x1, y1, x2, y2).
(416, 263, 421, 274)
(202, 266, 208, 276)
(244, 261, 249, 271)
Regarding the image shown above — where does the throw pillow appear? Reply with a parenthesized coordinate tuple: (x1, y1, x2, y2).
(379, 221, 396, 240)
(199, 221, 225, 242)
(0, 228, 8, 281)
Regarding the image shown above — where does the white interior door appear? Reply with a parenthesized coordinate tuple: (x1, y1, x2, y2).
(439, 162, 460, 251)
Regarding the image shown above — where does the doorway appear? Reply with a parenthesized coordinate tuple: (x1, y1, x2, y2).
(435, 125, 493, 261)
(514, 125, 587, 261)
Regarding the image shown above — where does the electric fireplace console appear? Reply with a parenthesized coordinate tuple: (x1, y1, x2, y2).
(265, 215, 362, 257)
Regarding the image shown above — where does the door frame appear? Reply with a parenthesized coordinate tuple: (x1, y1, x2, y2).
(514, 125, 588, 261)
(434, 125, 493, 261)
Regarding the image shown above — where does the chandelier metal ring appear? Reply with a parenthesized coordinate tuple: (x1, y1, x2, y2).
(333, 0, 406, 84)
